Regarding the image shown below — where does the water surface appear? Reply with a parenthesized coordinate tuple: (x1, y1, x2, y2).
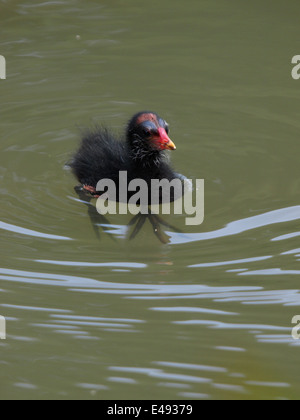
(1, 0, 300, 400)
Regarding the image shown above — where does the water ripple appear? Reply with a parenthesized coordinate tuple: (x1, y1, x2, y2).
(189, 255, 273, 268)
(36, 260, 147, 268)
(173, 320, 290, 331)
(168, 205, 300, 245)
(0, 221, 72, 241)
(108, 366, 211, 384)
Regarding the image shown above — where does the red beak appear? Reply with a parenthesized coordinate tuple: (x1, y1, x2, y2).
(156, 127, 176, 151)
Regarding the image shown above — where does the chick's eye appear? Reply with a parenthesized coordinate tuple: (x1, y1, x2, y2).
(165, 124, 169, 134)
(143, 128, 152, 137)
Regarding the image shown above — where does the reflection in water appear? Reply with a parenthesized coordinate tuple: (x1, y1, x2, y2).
(73, 186, 181, 244)
(1, 202, 299, 247)
(127, 213, 180, 244)
(0, 204, 300, 312)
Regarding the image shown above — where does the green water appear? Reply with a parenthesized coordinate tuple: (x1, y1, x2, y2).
(1, 0, 300, 400)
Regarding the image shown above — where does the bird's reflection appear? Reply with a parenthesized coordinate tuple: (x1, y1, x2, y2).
(74, 186, 181, 244)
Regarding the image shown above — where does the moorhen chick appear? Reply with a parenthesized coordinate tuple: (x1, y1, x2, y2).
(70, 111, 181, 201)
